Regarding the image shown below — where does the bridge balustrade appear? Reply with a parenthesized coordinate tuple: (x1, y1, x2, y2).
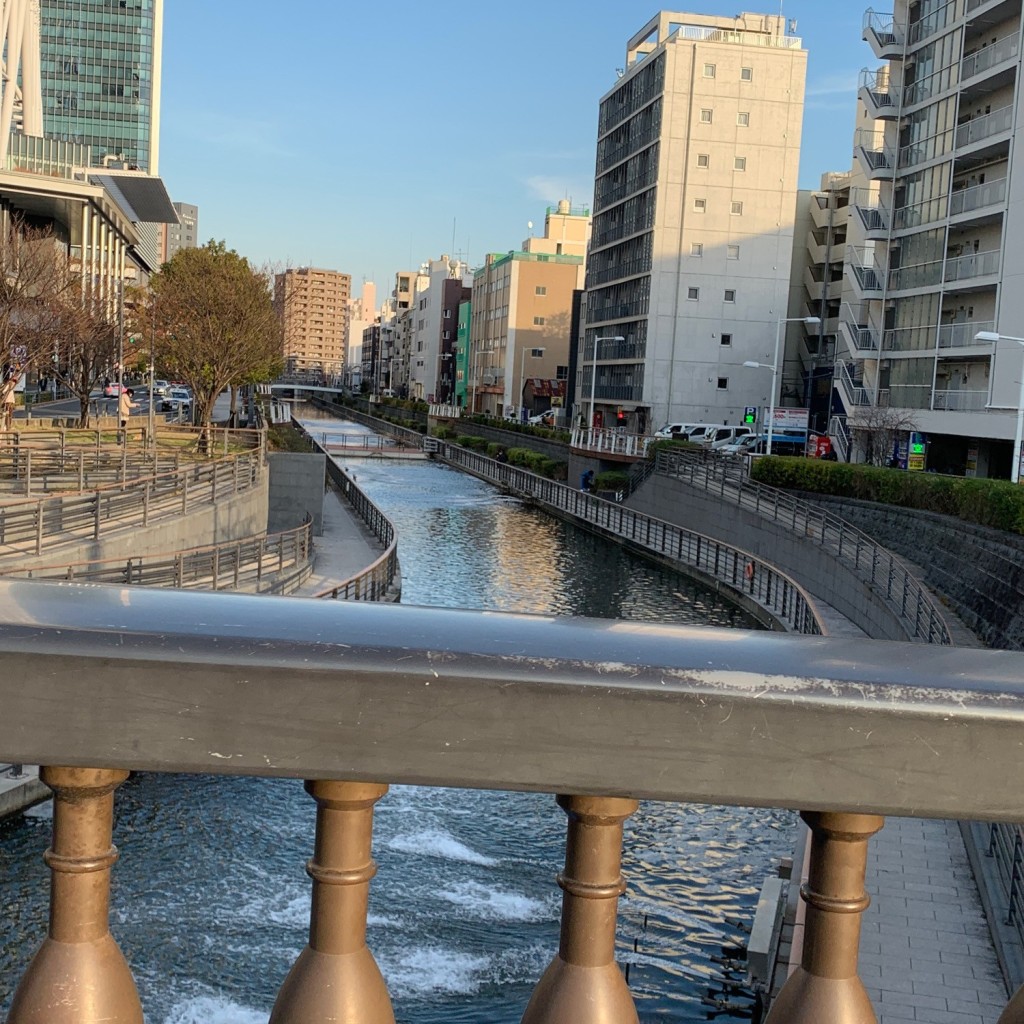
(1, 580, 1023, 1023)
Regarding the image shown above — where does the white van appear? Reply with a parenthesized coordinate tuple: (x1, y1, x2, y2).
(692, 425, 754, 449)
(653, 422, 717, 441)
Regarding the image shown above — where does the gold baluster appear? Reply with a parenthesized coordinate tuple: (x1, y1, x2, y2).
(765, 811, 884, 1024)
(270, 780, 394, 1024)
(522, 794, 640, 1024)
(8, 766, 142, 1024)
(998, 985, 1024, 1023)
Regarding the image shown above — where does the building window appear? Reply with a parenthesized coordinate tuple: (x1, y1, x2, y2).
(687, 287, 700, 300)
(727, 244, 740, 259)
(535, 286, 547, 295)
(690, 242, 703, 257)
(731, 201, 744, 215)
(717, 377, 729, 390)
(694, 198, 707, 212)
(724, 289, 736, 302)
(741, 66, 753, 82)
(557, 365, 569, 380)
(737, 111, 750, 127)
(444, 309, 451, 318)
(700, 108, 713, 124)
(533, 316, 546, 326)
(703, 63, 716, 78)
(721, 333, 732, 346)
(697, 153, 710, 168)
(734, 156, 746, 171)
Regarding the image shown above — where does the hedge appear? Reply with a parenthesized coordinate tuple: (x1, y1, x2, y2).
(750, 456, 1024, 535)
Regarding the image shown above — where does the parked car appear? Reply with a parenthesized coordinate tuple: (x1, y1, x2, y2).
(161, 387, 191, 413)
(653, 422, 717, 441)
(528, 410, 556, 426)
(721, 433, 764, 456)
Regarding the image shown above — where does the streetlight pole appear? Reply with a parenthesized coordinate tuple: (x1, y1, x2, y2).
(975, 330, 1024, 482)
(520, 345, 545, 421)
(744, 317, 820, 456)
(589, 334, 625, 430)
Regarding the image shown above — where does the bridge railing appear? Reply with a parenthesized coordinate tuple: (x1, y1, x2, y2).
(441, 443, 824, 635)
(0, 579, 1022, 1022)
(653, 447, 952, 645)
(1, 425, 265, 456)
(0, 519, 312, 594)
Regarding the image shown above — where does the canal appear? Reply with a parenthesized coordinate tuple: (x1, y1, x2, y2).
(0, 409, 797, 1023)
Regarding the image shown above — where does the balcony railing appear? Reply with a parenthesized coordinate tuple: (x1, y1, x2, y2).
(961, 32, 1019, 82)
(938, 319, 995, 348)
(944, 248, 1001, 283)
(931, 388, 990, 411)
(948, 177, 1007, 218)
(668, 24, 803, 49)
(956, 105, 1014, 150)
(863, 9, 904, 59)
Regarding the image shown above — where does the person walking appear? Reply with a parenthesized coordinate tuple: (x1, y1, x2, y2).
(118, 387, 139, 444)
(2, 376, 15, 433)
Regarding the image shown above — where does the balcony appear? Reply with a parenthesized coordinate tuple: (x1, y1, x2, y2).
(845, 246, 886, 299)
(944, 248, 1000, 285)
(854, 129, 895, 180)
(931, 388, 990, 411)
(961, 32, 1019, 86)
(858, 67, 900, 120)
(888, 258, 943, 293)
(955, 104, 1013, 153)
(948, 177, 1007, 224)
(937, 319, 995, 349)
(862, 8, 905, 60)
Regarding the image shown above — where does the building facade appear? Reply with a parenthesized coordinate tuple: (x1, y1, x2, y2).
(274, 267, 351, 381)
(160, 201, 197, 263)
(38, 0, 164, 174)
(583, 11, 807, 434)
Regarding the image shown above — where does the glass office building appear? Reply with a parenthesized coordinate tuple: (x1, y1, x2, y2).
(37, 0, 162, 173)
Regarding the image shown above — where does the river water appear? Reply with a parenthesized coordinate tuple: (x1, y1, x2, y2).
(0, 409, 797, 1022)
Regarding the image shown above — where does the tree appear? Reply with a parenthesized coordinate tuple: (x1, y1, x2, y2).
(48, 304, 118, 428)
(854, 405, 919, 466)
(147, 241, 283, 440)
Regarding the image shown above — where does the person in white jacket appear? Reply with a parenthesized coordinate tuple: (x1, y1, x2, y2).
(117, 387, 139, 442)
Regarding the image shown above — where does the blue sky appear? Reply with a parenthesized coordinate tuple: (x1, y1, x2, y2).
(160, 1, 867, 297)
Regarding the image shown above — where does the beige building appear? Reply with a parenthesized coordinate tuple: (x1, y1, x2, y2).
(469, 204, 588, 418)
(583, 11, 807, 434)
(275, 267, 351, 380)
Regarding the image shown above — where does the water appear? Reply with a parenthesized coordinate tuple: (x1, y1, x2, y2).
(0, 410, 797, 1022)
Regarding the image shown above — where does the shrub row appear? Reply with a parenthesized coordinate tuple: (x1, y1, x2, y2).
(750, 456, 1024, 534)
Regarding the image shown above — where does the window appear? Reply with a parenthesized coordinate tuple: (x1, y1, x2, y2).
(443, 309, 451, 318)
(734, 156, 746, 171)
(737, 111, 750, 127)
(721, 333, 732, 346)
(724, 289, 736, 302)
(741, 66, 753, 82)
(703, 63, 716, 78)
(697, 153, 710, 168)
(694, 198, 707, 212)
(687, 287, 700, 300)
(717, 377, 729, 390)
(690, 242, 703, 257)
(535, 286, 547, 296)
(731, 201, 744, 215)
(556, 365, 569, 380)
(533, 316, 546, 326)
(727, 244, 740, 260)
(700, 108, 713, 124)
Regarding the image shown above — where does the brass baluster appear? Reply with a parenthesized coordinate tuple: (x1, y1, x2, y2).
(998, 985, 1024, 1023)
(765, 811, 884, 1024)
(522, 794, 639, 1024)
(8, 766, 142, 1024)
(270, 780, 394, 1024)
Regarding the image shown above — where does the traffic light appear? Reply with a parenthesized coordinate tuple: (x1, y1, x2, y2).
(616, 409, 627, 427)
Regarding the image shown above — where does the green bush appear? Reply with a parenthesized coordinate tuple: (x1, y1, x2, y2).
(455, 434, 490, 452)
(506, 446, 566, 480)
(595, 470, 630, 491)
(750, 456, 1024, 534)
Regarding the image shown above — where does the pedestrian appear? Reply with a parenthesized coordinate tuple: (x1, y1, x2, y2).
(580, 469, 595, 493)
(496, 448, 508, 464)
(118, 386, 139, 443)
(1, 376, 15, 433)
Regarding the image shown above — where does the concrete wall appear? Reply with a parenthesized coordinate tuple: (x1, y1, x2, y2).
(267, 453, 325, 535)
(11, 475, 270, 573)
(628, 473, 914, 641)
(800, 493, 1024, 650)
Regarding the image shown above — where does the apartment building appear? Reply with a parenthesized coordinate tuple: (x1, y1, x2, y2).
(345, 284, 376, 391)
(840, 0, 1024, 476)
(468, 203, 587, 418)
(274, 267, 351, 380)
(583, 11, 807, 434)
(406, 257, 471, 403)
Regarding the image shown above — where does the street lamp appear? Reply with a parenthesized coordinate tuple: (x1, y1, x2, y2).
(743, 316, 820, 456)
(589, 335, 625, 429)
(975, 330, 1024, 482)
(520, 345, 545, 420)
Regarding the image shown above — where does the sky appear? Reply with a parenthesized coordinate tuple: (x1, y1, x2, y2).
(159, 1, 867, 298)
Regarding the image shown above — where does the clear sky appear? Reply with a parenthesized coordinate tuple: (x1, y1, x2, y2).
(159, 1, 867, 297)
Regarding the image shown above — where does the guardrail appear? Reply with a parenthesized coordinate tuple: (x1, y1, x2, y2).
(0, 580, 1022, 1023)
(0, 519, 312, 594)
(1, 424, 265, 455)
(0, 449, 265, 558)
(653, 448, 951, 645)
(440, 443, 824, 635)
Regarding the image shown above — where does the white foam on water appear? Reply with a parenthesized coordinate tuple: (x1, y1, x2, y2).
(387, 829, 497, 867)
(378, 946, 489, 998)
(436, 880, 551, 922)
(367, 911, 399, 928)
(162, 994, 267, 1024)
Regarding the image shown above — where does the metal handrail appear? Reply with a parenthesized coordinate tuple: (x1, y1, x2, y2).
(440, 443, 824, 636)
(653, 448, 952, 645)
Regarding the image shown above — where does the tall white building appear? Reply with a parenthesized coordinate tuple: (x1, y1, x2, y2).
(582, 11, 808, 433)
(835, 1, 1024, 477)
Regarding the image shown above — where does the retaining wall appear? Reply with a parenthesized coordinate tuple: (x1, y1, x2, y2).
(268, 453, 325, 535)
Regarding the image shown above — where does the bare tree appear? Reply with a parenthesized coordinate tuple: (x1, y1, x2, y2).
(854, 405, 919, 466)
(147, 241, 283, 444)
(48, 304, 118, 428)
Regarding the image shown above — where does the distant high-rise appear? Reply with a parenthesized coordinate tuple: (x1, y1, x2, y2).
(38, 0, 163, 173)
(275, 268, 351, 381)
(161, 202, 198, 262)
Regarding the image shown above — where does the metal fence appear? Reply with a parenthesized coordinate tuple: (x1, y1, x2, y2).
(653, 448, 952, 645)
(0, 519, 312, 594)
